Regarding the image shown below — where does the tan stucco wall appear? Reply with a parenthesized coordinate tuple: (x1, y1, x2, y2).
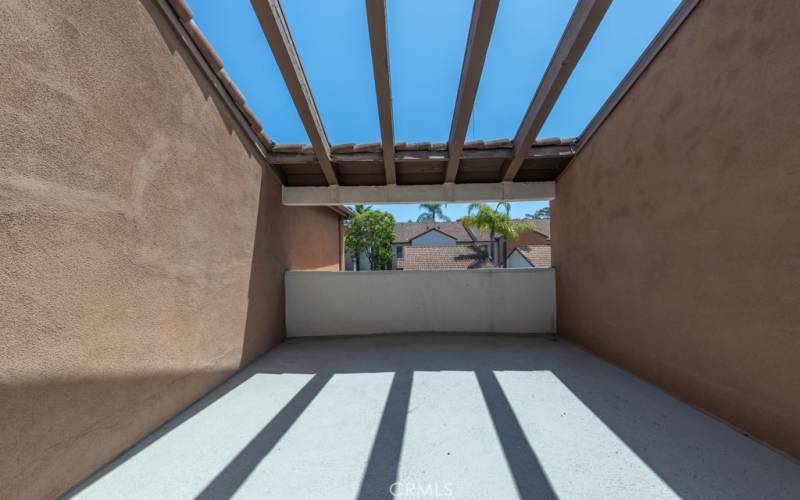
(552, 0, 800, 459)
(0, 1, 342, 498)
(284, 207, 344, 271)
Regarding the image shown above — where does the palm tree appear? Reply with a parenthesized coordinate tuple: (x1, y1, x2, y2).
(354, 204, 373, 214)
(460, 202, 535, 265)
(416, 204, 451, 223)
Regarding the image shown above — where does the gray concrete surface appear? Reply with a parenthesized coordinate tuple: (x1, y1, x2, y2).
(67, 334, 800, 500)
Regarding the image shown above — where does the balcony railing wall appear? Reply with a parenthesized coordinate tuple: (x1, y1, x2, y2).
(285, 268, 556, 337)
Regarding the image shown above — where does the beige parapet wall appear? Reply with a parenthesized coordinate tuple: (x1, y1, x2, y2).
(552, 0, 800, 459)
(0, 1, 342, 498)
(285, 269, 556, 337)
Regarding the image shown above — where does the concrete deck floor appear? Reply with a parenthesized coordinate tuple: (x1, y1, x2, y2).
(67, 334, 800, 500)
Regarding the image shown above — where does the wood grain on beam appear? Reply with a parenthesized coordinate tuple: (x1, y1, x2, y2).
(500, 0, 611, 182)
(445, 0, 500, 183)
(251, 0, 338, 185)
(365, 0, 396, 185)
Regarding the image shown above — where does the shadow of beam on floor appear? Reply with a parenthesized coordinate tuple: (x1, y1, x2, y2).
(194, 372, 332, 500)
(356, 370, 413, 500)
(475, 369, 557, 500)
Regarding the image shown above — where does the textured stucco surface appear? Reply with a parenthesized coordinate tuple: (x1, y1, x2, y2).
(0, 1, 342, 498)
(552, 0, 800, 459)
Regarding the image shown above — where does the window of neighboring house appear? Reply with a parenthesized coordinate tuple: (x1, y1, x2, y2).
(396, 246, 403, 259)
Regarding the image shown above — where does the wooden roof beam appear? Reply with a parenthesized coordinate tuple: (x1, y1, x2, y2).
(365, 0, 397, 185)
(500, 0, 611, 182)
(445, 0, 500, 183)
(251, 0, 339, 185)
(283, 181, 555, 205)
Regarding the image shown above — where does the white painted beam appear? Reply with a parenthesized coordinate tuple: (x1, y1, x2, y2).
(282, 182, 554, 205)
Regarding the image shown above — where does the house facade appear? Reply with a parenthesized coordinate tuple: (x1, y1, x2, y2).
(507, 245, 552, 268)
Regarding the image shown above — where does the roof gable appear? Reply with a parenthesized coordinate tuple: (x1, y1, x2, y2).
(510, 245, 552, 268)
(394, 222, 480, 243)
(409, 227, 457, 244)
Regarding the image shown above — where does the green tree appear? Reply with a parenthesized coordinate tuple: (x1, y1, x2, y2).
(353, 204, 373, 214)
(525, 207, 550, 220)
(460, 203, 535, 264)
(345, 209, 396, 270)
(416, 204, 451, 222)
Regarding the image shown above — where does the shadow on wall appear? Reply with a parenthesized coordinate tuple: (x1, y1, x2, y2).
(65, 334, 800, 499)
(0, 4, 292, 499)
(1, 368, 239, 500)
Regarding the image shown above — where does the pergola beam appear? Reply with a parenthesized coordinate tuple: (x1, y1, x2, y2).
(282, 181, 554, 205)
(365, 0, 397, 185)
(500, 0, 611, 182)
(445, 0, 500, 183)
(251, 0, 339, 185)
(267, 143, 575, 165)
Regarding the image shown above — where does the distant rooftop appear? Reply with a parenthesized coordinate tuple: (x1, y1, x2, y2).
(394, 222, 490, 244)
(512, 245, 552, 268)
(397, 245, 494, 271)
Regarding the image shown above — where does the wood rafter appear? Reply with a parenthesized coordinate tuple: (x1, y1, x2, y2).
(251, 0, 339, 185)
(365, 0, 397, 185)
(283, 181, 555, 205)
(500, 0, 611, 182)
(445, 0, 500, 183)
(267, 143, 574, 165)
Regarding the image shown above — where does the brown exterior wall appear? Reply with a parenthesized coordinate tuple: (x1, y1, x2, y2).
(506, 229, 549, 255)
(552, 0, 800, 459)
(0, 1, 342, 498)
(283, 207, 344, 271)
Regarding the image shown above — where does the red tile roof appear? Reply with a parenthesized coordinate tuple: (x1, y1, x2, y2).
(397, 246, 495, 271)
(529, 219, 550, 239)
(513, 245, 552, 268)
(393, 222, 491, 243)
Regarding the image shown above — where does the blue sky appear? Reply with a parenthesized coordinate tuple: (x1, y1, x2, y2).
(365, 201, 549, 223)
(189, 0, 680, 219)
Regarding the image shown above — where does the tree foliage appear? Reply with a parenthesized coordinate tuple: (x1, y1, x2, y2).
(345, 209, 396, 270)
(416, 204, 451, 222)
(525, 207, 550, 220)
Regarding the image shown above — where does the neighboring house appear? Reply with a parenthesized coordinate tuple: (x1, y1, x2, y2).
(346, 220, 550, 270)
(396, 245, 494, 271)
(504, 219, 550, 249)
(499, 218, 550, 267)
(506, 245, 552, 268)
(346, 222, 495, 270)
(392, 222, 494, 269)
